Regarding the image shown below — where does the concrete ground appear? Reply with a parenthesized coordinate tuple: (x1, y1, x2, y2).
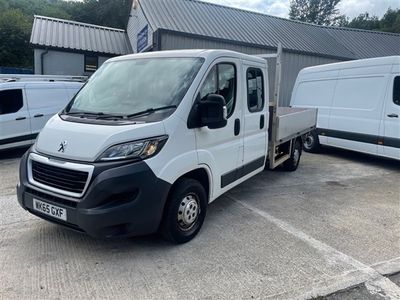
(0, 147, 399, 300)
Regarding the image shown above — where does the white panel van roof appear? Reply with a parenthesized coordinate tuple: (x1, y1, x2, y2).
(108, 49, 266, 65)
(299, 56, 400, 75)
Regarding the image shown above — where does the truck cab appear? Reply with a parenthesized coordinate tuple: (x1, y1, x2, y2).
(17, 49, 316, 243)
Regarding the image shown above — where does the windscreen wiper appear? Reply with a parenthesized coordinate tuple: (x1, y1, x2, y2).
(64, 111, 123, 120)
(126, 105, 177, 119)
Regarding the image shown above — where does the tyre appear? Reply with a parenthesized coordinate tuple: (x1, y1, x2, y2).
(160, 178, 207, 244)
(282, 139, 302, 172)
(303, 130, 320, 153)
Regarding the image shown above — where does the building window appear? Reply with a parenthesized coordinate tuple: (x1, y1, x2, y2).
(394, 76, 400, 106)
(199, 63, 236, 118)
(0, 89, 23, 115)
(247, 68, 264, 112)
(85, 55, 98, 72)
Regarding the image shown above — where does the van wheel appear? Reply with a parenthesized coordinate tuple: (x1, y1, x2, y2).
(282, 139, 302, 172)
(303, 131, 320, 153)
(160, 178, 207, 244)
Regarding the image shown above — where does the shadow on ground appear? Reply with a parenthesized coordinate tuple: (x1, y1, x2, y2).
(0, 147, 29, 160)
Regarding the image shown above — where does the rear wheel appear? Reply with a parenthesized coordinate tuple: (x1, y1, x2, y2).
(160, 178, 207, 244)
(303, 130, 320, 153)
(282, 139, 302, 171)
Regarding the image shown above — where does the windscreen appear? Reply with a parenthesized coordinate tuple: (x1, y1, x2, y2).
(65, 57, 204, 116)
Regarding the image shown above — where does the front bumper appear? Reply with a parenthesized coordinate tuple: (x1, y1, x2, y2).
(17, 150, 171, 238)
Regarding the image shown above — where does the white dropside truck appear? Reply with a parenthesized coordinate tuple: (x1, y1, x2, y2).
(291, 56, 400, 160)
(17, 47, 316, 243)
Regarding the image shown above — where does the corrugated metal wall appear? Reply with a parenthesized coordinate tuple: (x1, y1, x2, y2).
(160, 32, 341, 106)
(126, 4, 154, 52)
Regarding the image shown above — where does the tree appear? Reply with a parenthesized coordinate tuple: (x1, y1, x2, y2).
(346, 12, 380, 31)
(345, 8, 400, 33)
(61, 0, 132, 29)
(289, 0, 345, 26)
(380, 8, 400, 33)
(0, 9, 32, 68)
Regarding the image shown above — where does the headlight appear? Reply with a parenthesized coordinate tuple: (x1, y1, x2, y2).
(98, 135, 168, 161)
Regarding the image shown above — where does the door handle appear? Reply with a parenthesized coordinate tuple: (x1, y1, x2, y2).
(34, 114, 44, 118)
(387, 113, 399, 118)
(260, 115, 265, 129)
(234, 118, 240, 136)
(15, 117, 26, 121)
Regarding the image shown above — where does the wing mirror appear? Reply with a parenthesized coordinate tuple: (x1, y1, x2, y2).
(199, 94, 228, 129)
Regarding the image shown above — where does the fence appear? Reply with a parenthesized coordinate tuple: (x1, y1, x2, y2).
(0, 67, 34, 74)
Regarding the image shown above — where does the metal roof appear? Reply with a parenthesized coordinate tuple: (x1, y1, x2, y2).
(140, 0, 400, 60)
(30, 15, 132, 55)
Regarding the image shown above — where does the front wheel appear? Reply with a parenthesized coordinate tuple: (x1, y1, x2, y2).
(282, 139, 302, 171)
(160, 178, 207, 244)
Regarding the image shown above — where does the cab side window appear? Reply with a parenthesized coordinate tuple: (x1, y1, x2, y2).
(247, 68, 264, 112)
(199, 63, 236, 118)
(393, 76, 400, 106)
(0, 89, 23, 115)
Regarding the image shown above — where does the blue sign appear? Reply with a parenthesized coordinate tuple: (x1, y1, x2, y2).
(137, 25, 148, 53)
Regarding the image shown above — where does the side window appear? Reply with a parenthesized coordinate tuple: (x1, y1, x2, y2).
(247, 68, 264, 112)
(199, 66, 218, 101)
(198, 63, 236, 117)
(394, 76, 400, 106)
(0, 89, 23, 115)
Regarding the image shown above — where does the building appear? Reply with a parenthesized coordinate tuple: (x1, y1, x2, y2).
(30, 0, 400, 106)
(30, 15, 132, 76)
(127, 0, 400, 105)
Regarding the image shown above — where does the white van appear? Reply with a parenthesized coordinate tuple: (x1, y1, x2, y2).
(17, 49, 316, 243)
(0, 75, 85, 150)
(291, 56, 400, 160)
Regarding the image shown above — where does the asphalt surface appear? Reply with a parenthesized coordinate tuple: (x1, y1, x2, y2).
(0, 147, 399, 299)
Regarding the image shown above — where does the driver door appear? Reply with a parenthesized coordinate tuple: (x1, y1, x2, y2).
(194, 59, 244, 199)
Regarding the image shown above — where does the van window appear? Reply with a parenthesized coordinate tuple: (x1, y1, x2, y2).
(199, 63, 236, 117)
(394, 76, 400, 106)
(247, 68, 264, 112)
(0, 89, 23, 115)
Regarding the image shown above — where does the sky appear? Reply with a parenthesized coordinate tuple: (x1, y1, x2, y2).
(203, 0, 400, 19)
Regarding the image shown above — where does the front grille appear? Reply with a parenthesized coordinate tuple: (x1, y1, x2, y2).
(31, 160, 88, 194)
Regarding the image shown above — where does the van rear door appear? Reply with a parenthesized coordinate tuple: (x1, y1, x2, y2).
(0, 87, 32, 149)
(382, 75, 400, 159)
(291, 70, 338, 146)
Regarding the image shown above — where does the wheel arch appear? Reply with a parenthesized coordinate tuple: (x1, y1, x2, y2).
(171, 167, 212, 203)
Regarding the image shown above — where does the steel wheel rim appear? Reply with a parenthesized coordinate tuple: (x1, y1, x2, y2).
(304, 135, 314, 149)
(177, 193, 200, 231)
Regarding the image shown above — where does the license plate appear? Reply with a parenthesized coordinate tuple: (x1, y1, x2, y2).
(33, 199, 67, 221)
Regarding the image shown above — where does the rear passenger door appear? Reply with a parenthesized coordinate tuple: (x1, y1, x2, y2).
(382, 75, 400, 159)
(0, 87, 32, 149)
(25, 83, 71, 135)
(242, 64, 267, 171)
